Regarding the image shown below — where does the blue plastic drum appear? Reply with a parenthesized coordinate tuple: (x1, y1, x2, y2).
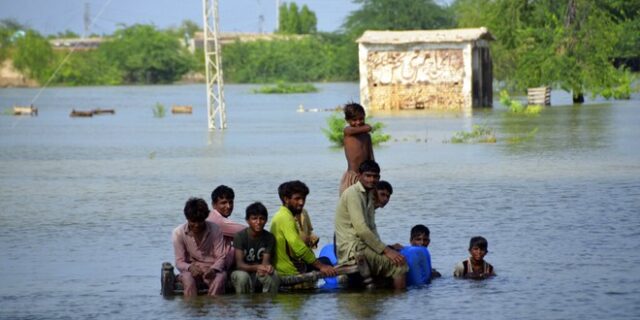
(400, 246, 432, 286)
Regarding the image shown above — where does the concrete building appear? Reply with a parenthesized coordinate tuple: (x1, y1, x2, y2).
(357, 28, 494, 112)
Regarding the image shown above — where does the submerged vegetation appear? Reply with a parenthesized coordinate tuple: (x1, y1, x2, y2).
(447, 125, 497, 144)
(253, 82, 318, 94)
(499, 90, 543, 116)
(152, 102, 166, 118)
(322, 112, 391, 147)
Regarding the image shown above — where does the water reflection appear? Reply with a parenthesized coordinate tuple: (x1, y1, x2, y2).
(498, 103, 612, 154)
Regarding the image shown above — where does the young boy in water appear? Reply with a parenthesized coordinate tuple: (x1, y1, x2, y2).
(409, 224, 441, 278)
(231, 202, 279, 293)
(172, 197, 227, 297)
(340, 102, 374, 195)
(453, 236, 496, 279)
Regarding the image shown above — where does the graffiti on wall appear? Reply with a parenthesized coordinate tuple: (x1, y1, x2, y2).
(367, 49, 464, 85)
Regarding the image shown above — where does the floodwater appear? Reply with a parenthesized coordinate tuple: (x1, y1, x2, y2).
(1, 83, 639, 319)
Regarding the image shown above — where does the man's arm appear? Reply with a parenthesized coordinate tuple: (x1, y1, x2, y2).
(257, 253, 275, 275)
(282, 216, 317, 264)
(345, 192, 387, 254)
(172, 227, 191, 273)
(234, 248, 260, 273)
(207, 225, 227, 275)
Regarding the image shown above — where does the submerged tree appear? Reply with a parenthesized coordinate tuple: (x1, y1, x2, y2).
(453, 0, 629, 103)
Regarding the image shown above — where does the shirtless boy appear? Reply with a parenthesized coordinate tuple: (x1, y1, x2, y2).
(340, 102, 374, 195)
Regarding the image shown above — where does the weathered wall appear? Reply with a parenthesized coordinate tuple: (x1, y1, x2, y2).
(364, 48, 466, 110)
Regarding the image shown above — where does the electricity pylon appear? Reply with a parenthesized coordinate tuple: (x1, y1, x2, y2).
(202, 0, 226, 130)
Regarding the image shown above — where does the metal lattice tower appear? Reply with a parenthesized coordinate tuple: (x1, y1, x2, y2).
(202, 0, 226, 130)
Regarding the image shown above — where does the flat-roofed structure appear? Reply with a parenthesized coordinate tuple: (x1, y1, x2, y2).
(357, 28, 494, 112)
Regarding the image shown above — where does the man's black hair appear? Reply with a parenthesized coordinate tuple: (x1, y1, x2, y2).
(376, 180, 393, 194)
(358, 159, 380, 174)
(211, 185, 235, 204)
(469, 236, 489, 251)
(410, 224, 430, 240)
(344, 102, 365, 120)
(277, 180, 310, 204)
(184, 197, 209, 222)
(245, 202, 268, 220)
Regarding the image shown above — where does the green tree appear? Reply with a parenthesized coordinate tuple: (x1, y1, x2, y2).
(12, 30, 54, 82)
(52, 51, 121, 86)
(277, 2, 317, 34)
(454, 0, 629, 102)
(299, 5, 317, 34)
(343, 0, 455, 38)
(99, 24, 194, 83)
(0, 19, 26, 62)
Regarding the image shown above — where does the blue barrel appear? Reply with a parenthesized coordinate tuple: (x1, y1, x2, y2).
(319, 244, 339, 288)
(400, 246, 432, 286)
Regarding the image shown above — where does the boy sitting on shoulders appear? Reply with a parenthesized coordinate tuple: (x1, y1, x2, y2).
(231, 202, 280, 293)
(453, 236, 496, 279)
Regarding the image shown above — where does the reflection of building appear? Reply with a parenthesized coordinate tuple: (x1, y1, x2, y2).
(49, 37, 105, 51)
(357, 28, 494, 112)
(188, 32, 303, 53)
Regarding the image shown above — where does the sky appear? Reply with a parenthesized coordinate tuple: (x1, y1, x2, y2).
(0, 0, 362, 36)
(0, 0, 454, 36)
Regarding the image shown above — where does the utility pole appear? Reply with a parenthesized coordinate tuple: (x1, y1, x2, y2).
(83, 2, 90, 38)
(202, 0, 226, 130)
(276, 0, 280, 32)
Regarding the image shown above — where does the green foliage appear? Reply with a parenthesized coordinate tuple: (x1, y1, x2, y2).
(152, 102, 166, 118)
(12, 30, 54, 82)
(499, 90, 543, 115)
(322, 112, 391, 147)
(0, 19, 26, 62)
(447, 125, 496, 144)
(343, 0, 455, 38)
(601, 68, 636, 99)
(99, 24, 194, 84)
(278, 3, 317, 34)
(453, 0, 631, 101)
(222, 34, 357, 83)
(51, 51, 121, 86)
(253, 82, 318, 94)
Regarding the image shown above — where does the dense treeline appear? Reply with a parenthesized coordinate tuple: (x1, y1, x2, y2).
(0, 0, 638, 100)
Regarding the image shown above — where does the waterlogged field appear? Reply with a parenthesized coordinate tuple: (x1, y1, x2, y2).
(1, 83, 639, 319)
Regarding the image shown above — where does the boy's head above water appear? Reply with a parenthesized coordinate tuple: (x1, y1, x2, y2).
(410, 224, 431, 247)
(468, 236, 489, 262)
(344, 102, 365, 126)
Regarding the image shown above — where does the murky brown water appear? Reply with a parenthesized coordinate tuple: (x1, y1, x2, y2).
(1, 83, 639, 319)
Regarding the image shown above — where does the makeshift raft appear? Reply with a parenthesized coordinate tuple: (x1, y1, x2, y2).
(160, 254, 371, 297)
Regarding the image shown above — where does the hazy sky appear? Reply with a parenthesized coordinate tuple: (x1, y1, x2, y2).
(0, 0, 362, 36)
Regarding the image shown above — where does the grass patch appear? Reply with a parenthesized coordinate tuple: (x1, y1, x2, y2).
(152, 102, 166, 118)
(253, 82, 318, 94)
(505, 127, 539, 144)
(321, 112, 391, 147)
(499, 90, 543, 115)
(447, 125, 497, 144)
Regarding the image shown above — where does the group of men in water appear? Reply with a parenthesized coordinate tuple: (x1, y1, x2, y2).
(171, 102, 494, 296)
